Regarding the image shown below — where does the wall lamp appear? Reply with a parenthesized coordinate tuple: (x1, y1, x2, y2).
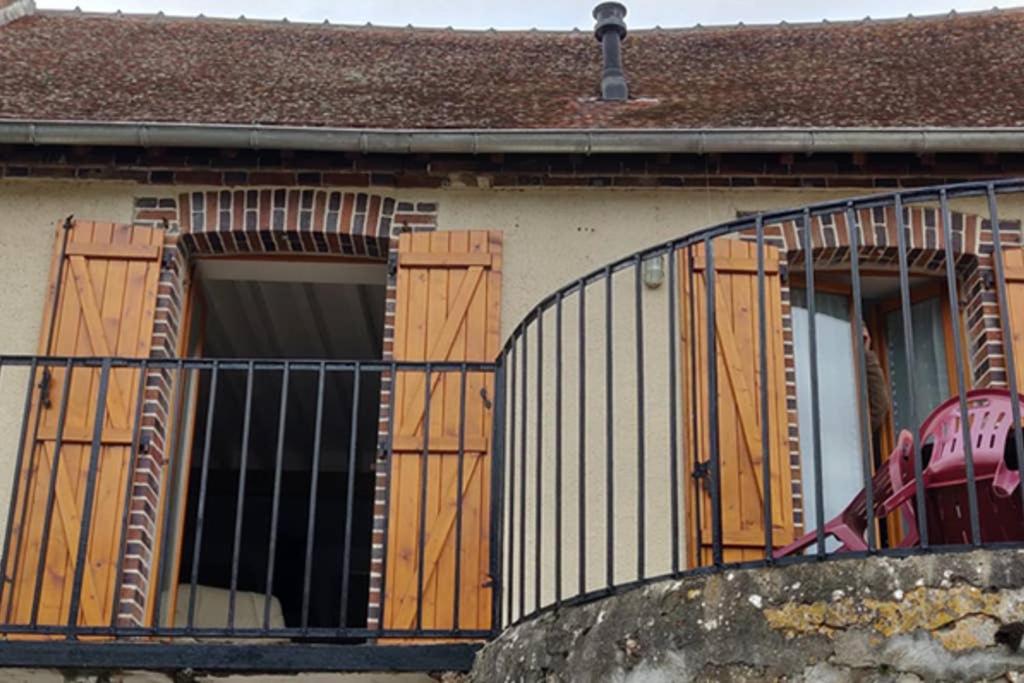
(642, 253, 665, 289)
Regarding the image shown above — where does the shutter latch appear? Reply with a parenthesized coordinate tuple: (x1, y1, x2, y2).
(480, 387, 492, 410)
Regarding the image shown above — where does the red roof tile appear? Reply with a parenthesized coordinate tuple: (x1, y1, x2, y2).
(2, 8, 1024, 129)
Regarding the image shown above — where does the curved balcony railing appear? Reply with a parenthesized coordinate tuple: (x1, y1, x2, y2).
(495, 179, 1024, 630)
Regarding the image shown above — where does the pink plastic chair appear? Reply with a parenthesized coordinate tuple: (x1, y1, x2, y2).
(774, 429, 918, 557)
(777, 389, 1024, 557)
(889, 389, 1024, 545)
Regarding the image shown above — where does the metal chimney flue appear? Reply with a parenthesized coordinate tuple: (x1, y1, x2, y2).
(593, 2, 628, 101)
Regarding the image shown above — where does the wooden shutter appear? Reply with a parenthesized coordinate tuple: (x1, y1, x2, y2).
(3, 221, 163, 628)
(383, 231, 501, 633)
(680, 240, 795, 566)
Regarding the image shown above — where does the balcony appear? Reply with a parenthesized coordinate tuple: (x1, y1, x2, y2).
(1, 180, 1024, 673)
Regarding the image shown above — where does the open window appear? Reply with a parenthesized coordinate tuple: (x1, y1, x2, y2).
(157, 258, 387, 637)
(789, 272, 965, 544)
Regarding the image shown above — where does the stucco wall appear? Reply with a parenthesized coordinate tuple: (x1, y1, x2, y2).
(1, 179, 1020, 631)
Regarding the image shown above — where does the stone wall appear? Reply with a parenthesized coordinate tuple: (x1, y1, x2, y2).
(470, 549, 1024, 682)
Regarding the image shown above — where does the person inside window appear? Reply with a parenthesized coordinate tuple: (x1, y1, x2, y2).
(863, 325, 891, 458)
(864, 324, 893, 545)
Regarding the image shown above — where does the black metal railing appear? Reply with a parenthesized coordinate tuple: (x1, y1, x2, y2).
(495, 179, 1024, 629)
(0, 357, 498, 643)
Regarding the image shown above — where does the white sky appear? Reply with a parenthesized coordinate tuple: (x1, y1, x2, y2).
(34, 0, 1018, 29)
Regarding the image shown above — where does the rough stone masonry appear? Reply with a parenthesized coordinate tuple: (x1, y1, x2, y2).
(470, 549, 1024, 682)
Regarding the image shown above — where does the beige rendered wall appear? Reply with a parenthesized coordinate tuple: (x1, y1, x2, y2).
(1, 179, 1016, 629)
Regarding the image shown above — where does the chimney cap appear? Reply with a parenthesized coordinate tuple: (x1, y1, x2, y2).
(593, 2, 627, 41)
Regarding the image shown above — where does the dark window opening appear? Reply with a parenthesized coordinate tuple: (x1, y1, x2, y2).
(174, 261, 386, 640)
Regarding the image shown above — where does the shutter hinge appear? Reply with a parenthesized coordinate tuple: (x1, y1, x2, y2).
(482, 574, 496, 589)
(779, 263, 789, 285)
(387, 252, 399, 278)
(161, 250, 176, 269)
(377, 437, 391, 461)
(480, 387, 492, 410)
(37, 368, 53, 409)
(139, 434, 151, 455)
(692, 460, 711, 492)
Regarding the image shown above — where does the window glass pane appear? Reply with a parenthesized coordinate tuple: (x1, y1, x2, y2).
(885, 298, 950, 436)
(791, 290, 865, 546)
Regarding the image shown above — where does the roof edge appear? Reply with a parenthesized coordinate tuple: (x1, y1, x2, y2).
(0, 0, 35, 27)
(29, 5, 1024, 34)
(3, 120, 1024, 154)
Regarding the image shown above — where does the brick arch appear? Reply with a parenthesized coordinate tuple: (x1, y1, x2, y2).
(748, 204, 1021, 386)
(115, 189, 439, 627)
(177, 189, 396, 259)
(736, 205, 1022, 532)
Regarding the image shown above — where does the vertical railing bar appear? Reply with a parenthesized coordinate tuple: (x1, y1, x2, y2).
(300, 362, 327, 632)
(488, 357, 508, 633)
(534, 310, 543, 614)
(667, 247, 681, 575)
(986, 186, 1024, 527)
(801, 209, 826, 559)
(940, 189, 982, 546)
(554, 291, 564, 607)
(756, 216, 775, 561)
(228, 361, 255, 631)
(605, 267, 615, 587)
(505, 346, 517, 624)
(452, 365, 467, 631)
(339, 363, 361, 628)
(894, 195, 929, 549)
(705, 238, 724, 567)
(149, 360, 184, 632)
(0, 357, 39, 623)
(414, 364, 432, 633)
(109, 359, 148, 630)
(577, 281, 587, 595)
(518, 329, 527, 621)
(22, 355, 58, 594)
(634, 256, 647, 581)
(30, 358, 74, 627)
(263, 361, 290, 631)
(848, 206, 876, 553)
(65, 358, 111, 639)
(377, 361, 398, 631)
(186, 361, 219, 632)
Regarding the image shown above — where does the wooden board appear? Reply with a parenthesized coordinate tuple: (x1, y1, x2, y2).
(680, 240, 796, 566)
(382, 230, 501, 634)
(2, 221, 162, 630)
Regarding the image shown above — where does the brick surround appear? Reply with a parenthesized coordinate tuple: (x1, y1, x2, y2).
(749, 206, 1023, 529)
(118, 189, 437, 629)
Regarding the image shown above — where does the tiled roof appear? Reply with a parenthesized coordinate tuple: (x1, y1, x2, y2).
(2, 8, 1024, 129)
